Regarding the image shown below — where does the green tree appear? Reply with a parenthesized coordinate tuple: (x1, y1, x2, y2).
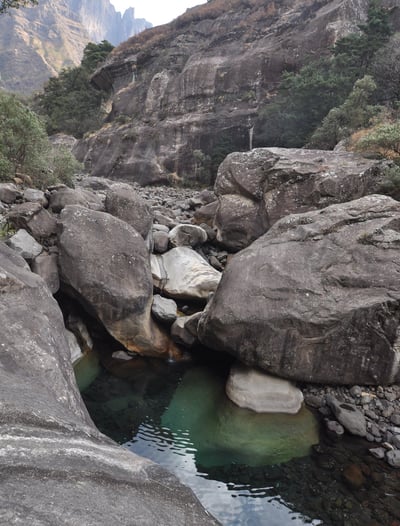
(36, 40, 114, 138)
(308, 75, 381, 149)
(0, 91, 81, 188)
(356, 121, 400, 157)
(0, 0, 37, 13)
(255, 0, 392, 148)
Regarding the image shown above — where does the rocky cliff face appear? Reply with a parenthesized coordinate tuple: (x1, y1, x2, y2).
(75, 0, 399, 186)
(0, 0, 151, 93)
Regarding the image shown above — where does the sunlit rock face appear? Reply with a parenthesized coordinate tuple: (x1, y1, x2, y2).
(76, 0, 399, 185)
(0, 0, 151, 93)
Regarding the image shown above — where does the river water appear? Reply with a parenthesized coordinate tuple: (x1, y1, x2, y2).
(78, 353, 400, 526)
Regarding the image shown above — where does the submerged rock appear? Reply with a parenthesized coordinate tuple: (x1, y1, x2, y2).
(162, 366, 318, 468)
(0, 241, 218, 525)
(199, 195, 400, 385)
(226, 364, 304, 414)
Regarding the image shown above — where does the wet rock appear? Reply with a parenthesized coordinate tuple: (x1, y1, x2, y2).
(152, 295, 178, 325)
(168, 224, 208, 248)
(327, 397, 367, 437)
(112, 350, 133, 361)
(387, 450, 400, 468)
(342, 464, 366, 489)
(391, 414, 400, 426)
(198, 195, 400, 385)
(369, 447, 386, 460)
(326, 420, 345, 437)
(6, 229, 42, 260)
(31, 252, 59, 294)
(226, 364, 304, 414)
(58, 206, 180, 360)
(151, 247, 221, 301)
(105, 182, 153, 241)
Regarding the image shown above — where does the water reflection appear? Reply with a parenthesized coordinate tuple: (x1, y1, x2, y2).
(121, 365, 320, 525)
(127, 416, 321, 526)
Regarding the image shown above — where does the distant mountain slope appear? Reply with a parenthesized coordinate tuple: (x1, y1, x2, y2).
(0, 0, 151, 93)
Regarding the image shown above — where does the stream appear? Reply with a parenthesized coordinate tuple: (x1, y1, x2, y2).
(76, 351, 400, 526)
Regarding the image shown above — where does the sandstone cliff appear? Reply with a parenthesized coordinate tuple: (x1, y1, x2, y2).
(0, 0, 151, 93)
(75, 0, 400, 186)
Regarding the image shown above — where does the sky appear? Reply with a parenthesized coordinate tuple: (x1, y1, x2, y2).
(110, 0, 207, 27)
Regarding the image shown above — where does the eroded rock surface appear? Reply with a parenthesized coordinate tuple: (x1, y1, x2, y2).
(213, 148, 387, 251)
(0, 241, 218, 525)
(199, 195, 400, 385)
(76, 0, 400, 185)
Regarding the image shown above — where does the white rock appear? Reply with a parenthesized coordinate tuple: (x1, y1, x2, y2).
(151, 247, 221, 300)
(226, 364, 304, 414)
(6, 229, 42, 260)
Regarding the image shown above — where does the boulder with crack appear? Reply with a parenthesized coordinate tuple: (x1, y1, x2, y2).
(199, 195, 400, 385)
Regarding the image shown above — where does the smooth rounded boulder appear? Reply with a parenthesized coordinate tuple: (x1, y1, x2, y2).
(58, 205, 181, 359)
(199, 195, 400, 385)
(105, 182, 153, 241)
(226, 364, 304, 414)
(0, 241, 218, 525)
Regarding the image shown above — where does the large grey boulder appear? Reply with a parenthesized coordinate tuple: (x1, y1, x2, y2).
(0, 241, 218, 525)
(199, 195, 400, 385)
(226, 364, 304, 414)
(151, 247, 221, 301)
(49, 187, 104, 213)
(214, 148, 387, 251)
(105, 182, 153, 241)
(58, 206, 181, 360)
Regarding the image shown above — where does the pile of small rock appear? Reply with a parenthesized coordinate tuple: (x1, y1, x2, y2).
(304, 383, 400, 468)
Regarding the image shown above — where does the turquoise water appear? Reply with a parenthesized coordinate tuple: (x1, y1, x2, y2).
(81, 358, 322, 525)
(80, 357, 400, 526)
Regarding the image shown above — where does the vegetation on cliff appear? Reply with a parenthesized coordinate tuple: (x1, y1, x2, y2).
(256, 0, 393, 149)
(35, 41, 114, 138)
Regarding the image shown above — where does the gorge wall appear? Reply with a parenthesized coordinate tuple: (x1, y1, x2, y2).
(0, 0, 151, 93)
(75, 0, 400, 186)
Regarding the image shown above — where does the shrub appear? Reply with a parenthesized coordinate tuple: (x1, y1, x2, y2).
(0, 91, 81, 188)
